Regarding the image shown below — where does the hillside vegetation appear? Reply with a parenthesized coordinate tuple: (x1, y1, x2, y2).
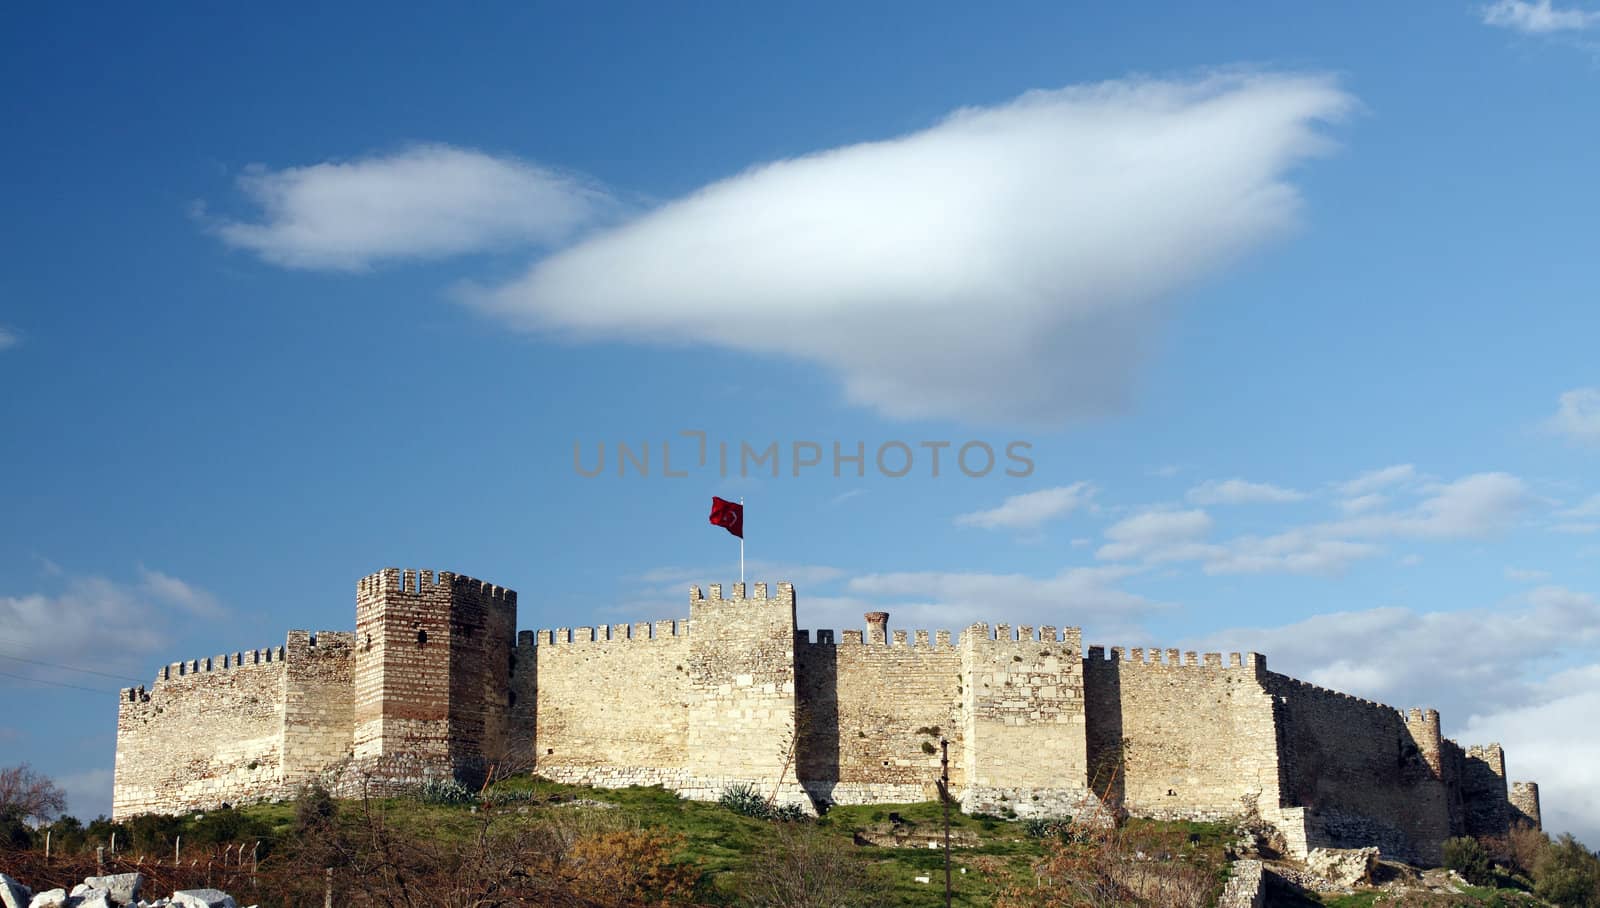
(2, 774, 1595, 906)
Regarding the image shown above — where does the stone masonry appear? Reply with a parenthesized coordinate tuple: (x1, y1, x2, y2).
(113, 567, 1543, 865)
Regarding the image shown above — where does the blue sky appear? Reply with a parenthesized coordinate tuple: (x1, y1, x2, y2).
(3, 1, 1599, 839)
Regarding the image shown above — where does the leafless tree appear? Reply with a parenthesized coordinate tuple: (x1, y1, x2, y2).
(0, 763, 67, 823)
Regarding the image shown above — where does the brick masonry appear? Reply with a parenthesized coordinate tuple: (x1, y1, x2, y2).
(112, 568, 1544, 866)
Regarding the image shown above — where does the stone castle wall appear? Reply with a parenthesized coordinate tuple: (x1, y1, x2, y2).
(530, 618, 692, 789)
(1262, 674, 1453, 864)
(1083, 647, 1280, 822)
(113, 633, 354, 817)
(112, 567, 1545, 864)
(795, 621, 965, 806)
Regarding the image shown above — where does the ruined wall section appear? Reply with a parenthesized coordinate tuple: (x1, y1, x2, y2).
(960, 624, 1094, 819)
(795, 620, 964, 806)
(1083, 647, 1280, 824)
(531, 619, 692, 789)
(1510, 781, 1541, 830)
(1262, 674, 1451, 864)
(281, 631, 355, 785)
(686, 582, 808, 808)
(113, 644, 290, 818)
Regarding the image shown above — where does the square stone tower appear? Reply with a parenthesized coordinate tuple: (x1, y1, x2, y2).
(353, 568, 517, 785)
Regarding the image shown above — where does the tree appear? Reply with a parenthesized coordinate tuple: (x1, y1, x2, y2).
(1533, 833, 1600, 908)
(1443, 836, 1495, 886)
(0, 763, 67, 824)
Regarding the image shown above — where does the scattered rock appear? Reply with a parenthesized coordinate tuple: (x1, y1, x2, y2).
(83, 874, 142, 906)
(1305, 846, 1380, 888)
(27, 890, 66, 908)
(74, 889, 114, 908)
(169, 891, 236, 908)
(0, 874, 33, 908)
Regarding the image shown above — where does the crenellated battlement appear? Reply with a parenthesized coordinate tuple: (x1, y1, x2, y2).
(795, 627, 958, 649)
(689, 581, 794, 604)
(357, 567, 516, 605)
(1265, 672, 1407, 713)
(1086, 645, 1262, 670)
(536, 618, 692, 645)
(961, 622, 1084, 647)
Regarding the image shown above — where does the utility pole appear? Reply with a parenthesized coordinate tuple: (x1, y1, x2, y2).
(939, 737, 952, 908)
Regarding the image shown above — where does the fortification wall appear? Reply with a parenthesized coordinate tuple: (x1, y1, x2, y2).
(685, 583, 809, 807)
(960, 624, 1095, 819)
(1510, 781, 1541, 830)
(531, 619, 692, 789)
(112, 645, 290, 818)
(795, 622, 964, 806)
(1457, 743, 1511, 838)
(1261, 673, 1451, 864)
(1083, 647, 1280, 822)
(281, 631, 355, 785)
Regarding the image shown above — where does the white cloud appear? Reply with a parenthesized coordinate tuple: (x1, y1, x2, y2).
(1482, 0, 1600, 33)
(1338, 464, 1417, 497)
(1193, 585, 1600, 722)
(137, 566, 226, 618)
(955, 482, 1096, 529)
(1097, 508, 1214, 561)
(1098, 472, 1528, 577)
(1203, 532, 1379, 576)
(1506, 566, 1551, 582)
(1552, 522, 1600, 534)
(213, 144, 610, 270)
(0, 326, 17, 350)
(841, 565, 1161, 640)
(1461, 667, 1600, 845)
(1338, 493, 1387, 514)
(1327, 472, 1530, 539)
(1186, 478, 1306, 505)
(0, 569, 224, 679)
(1549, 388, 1600, 444)
(472, 73, 1353, 425)
(1563, 494, 1600, 518)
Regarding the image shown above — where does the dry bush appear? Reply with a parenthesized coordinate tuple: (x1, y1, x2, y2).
(560, 828, 699, 906)
(1506, 823, 1552, 878)
(736, 822, 891, 908)
(997, 821, 1220, 908)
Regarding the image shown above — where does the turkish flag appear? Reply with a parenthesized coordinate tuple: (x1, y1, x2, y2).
(709, 496, 743, 539)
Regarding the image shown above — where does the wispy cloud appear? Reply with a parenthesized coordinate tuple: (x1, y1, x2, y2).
(0, 326, 19, 350)
(1506, 566, 1552, 581)
(1548, 387, 1600, 445)
(0, 568, 225, 679)
(1482, 0, 1600, 33)
(955, 482, 1096, 530)
(210, 144, 611, 270)
(1338, 464, 1418, 497)
(1095, 471, 1530, 576)
(843, 564, 1161, 639)
(471, 72, 1353, 425)
(1185, 478, 1306, 506)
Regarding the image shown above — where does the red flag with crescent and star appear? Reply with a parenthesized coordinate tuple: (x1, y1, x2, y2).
(709, 496, 743, 539)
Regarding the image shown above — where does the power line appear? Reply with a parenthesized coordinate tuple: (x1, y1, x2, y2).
(0, 668, 121, 695)
(0, 648, 146, 684)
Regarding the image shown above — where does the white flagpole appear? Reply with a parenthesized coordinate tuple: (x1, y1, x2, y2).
(739, 496, 745, 584)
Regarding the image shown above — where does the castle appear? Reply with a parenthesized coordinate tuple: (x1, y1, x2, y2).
(114, 568, 1542, 865)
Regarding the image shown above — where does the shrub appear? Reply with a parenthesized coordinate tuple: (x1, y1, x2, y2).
(1024, 817, 1075, 839)
(719, 782, 774, 819)
(1533, 833, 1600, 908)
(718, 783, 807, 822)
(294, 783, 337, 832)
(1443, 836, 1495, 886)
(418, 777, 476, 805)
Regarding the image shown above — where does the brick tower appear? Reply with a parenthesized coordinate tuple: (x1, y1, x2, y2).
(353, 568, 517, 786)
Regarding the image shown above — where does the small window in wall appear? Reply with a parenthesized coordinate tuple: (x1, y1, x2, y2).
(417, 629, 428, 647)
